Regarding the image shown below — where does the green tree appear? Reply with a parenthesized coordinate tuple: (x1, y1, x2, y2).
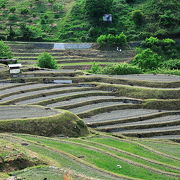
(37, 52, 58, 69)
(131, 48, 162, 70)
(132, 10, 144, 26)
(0, 41, 12, 59)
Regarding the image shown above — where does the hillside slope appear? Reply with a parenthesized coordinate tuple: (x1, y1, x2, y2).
(0, 0, 179, 42)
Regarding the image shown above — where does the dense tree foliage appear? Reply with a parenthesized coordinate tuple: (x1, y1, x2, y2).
(0, 0, 179, 42)
(85, 0, 113, 23)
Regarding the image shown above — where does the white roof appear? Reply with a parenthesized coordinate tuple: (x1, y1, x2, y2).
(8, 64, 22, 68)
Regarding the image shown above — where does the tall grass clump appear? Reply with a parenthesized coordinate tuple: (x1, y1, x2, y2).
(37, 52, 58, 69)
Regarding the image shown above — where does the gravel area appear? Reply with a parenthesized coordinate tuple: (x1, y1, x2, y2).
(89, 74, 180, 82)
(17, 90, 109, 105)
(114, 125, 180, 133)
(0, 106, 59, 120)
(148, 135, 180, 139)
(0, 86, 88, 102)
(97, 115, 180, 129)
(47, 96, 117, 107)
(84, 109, 160, 123)
(70, 102, 133, 114)
(0, 83, 22, 89)
(0, 83, 58, 95)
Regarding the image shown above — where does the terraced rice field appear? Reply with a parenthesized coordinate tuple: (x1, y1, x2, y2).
(0, 42, 180, 179)
(0, 77, 179, 140)
(7, 42, 134, 70)
(0, 42, 180, 140)
(1, 133, 180, 180)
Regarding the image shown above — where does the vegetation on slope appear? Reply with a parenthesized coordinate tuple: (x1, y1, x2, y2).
(89, 36, 180, 76)
(58, 0, 180, 42)
(0, 0, 179, 42)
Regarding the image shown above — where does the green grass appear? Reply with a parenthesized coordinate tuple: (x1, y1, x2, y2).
(11, 140, 115, 180)
(138, 139, 180, 159)
(12, 166, 67, 180)
(16, 134, 180, 180)
(25, 146, 107, 179)
(65, 138, 180, 174)
(71, 137, 180, 168)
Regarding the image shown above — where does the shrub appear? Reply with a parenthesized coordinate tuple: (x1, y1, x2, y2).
(44, 13, 49, 19)
(54, 14, 60, 19)
(41, 18, 46, 25)
(53, 2, 64, 12)
(160, 59, 180, 70)
(20, 8, 29, 15)
(0, 41, 12, 59)
(131, 48, 162, 70)
(37, 52, 58, 69)
(8, 14, 18, 21)
(97, 32, 127, 48)
(32, 13, 36, 18)
(10, 7, 16, 13)
(101, 63, 143, 75)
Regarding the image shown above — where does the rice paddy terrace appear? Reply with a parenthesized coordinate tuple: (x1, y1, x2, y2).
(7, 41, 134, 70)
(0, 42, 180, 179)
